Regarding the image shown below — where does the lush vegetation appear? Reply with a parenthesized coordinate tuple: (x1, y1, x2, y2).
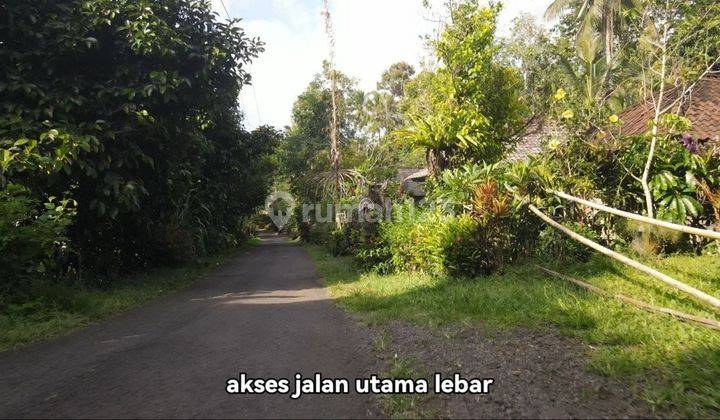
(2, 0, 719, 413)
(281, 0, 719, 273)
(1, 1, 276, 322)
(276, 0, 720, 416)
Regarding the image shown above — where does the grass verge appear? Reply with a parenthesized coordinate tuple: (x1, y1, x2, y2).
(0, 237, 259, 352)
(305, 244, 720, 417)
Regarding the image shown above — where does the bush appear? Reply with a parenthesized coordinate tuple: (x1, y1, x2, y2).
(377, 203, 520, 278)
(150, 224, 197, 265)
(354, 243, 393, 274)
(0, 186, 74, 298)
(302, 222, 333, 245)
(536, 222, 599, 263)
(1, 0, 275, 281)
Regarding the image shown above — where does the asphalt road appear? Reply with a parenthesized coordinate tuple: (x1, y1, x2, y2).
(0, 234, 377, 418)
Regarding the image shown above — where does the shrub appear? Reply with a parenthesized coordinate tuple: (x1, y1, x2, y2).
(0, 186, 74, 298)
(1, 0, 275, 281)
(302, 222, 333, 245)
(354, 243, 393, 274)
(536, 222, 599, 263)
(150, 224, 197, 265)
(377, 203, 520, 278)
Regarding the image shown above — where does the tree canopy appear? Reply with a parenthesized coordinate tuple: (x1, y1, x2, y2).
(1, 0, 278, 288)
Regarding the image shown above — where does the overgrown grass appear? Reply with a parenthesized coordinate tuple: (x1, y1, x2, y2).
(0, 238, 259, 352)
(380, 354, 437, 419)
(305, 245, 720, 417)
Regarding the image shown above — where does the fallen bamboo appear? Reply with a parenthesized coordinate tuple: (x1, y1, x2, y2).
(536, 265, 720, 331)
(551, 190, 720, 241)
(528, 204, 720, 310)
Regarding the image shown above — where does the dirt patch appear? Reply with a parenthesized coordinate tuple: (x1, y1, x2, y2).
(374, 321, 652, 418)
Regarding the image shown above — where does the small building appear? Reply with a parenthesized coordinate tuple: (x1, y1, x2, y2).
(395, 123, 556, 201)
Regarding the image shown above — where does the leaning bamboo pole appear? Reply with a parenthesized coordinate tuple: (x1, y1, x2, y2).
(551, 190, 720, 241)
(528, 204, 720, 310)
(537, 266, 720, 331)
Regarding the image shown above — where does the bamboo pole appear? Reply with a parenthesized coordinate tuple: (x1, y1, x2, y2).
(536, 266, 720, 331)
(528, 204, 720, 310)
(551, 190, 720, 241)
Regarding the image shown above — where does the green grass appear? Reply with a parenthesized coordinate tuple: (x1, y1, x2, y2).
(381, 355, 437, 419)
(0, 238, 259, 352)
(305, 245, 720, 417)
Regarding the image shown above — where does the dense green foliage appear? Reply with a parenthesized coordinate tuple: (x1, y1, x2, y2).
(288, 1, 720, 414)
(0, 0, 717, 413)
(1, 0, 277, 298)
(283, 0, 719, 278)
(399, 4, 526, 174)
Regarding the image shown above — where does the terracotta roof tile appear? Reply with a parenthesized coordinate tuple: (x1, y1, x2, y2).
(619, 75, 720, 140)
(506, 122, 558, 162)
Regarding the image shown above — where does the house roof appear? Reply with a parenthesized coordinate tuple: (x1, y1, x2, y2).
(396, 168, 428, 198)
(618, 75, 720, 139)
(505, 121, 553, 162)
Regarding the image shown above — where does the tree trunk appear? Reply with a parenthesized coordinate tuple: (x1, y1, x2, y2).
(322, 0, 342, 229)
(426, 149, 450, 179)
(604, 10, 613, 66)
(640, 15, 669, 219)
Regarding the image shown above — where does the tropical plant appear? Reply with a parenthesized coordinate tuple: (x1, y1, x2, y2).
(430, 163, 498, 214)
(397, 2, 527, 176)
(1, 0, 275, 280)
(0, 186, 75, 298)
(545, 0, 637, 65)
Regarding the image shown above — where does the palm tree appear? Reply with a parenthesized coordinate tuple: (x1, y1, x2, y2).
(545, 0, 634, 65)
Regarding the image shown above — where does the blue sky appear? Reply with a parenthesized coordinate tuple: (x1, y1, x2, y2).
(210, 0, 554, 130)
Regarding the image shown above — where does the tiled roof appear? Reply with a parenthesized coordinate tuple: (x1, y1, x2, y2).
(399, 168, 429, 198)
(619, 75, 720, 140)
(505, 122, 554, 162)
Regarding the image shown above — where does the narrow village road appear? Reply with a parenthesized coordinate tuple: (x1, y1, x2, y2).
(0, 234, 377, 418)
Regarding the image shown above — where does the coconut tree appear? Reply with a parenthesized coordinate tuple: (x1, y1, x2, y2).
(545, 0, 636, 65)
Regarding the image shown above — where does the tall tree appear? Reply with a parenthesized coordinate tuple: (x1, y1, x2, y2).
(0, 0, 274, 276)
(545, 0, 636, 65)
(377, 62, 416, 98)
(631, 0, 720, 218)
(279, 65, 363, 203)
(399, 2, 526, 175)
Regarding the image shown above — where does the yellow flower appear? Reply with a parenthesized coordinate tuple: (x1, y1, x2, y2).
(548, 138, 560, 150)
(561, 109, 574, 119)
(553, 88, 566, 101)
(608, 114, 619, 123)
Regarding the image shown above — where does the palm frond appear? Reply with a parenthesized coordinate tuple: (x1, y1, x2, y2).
(576, 26, 603, 64)
(544, 0, 579, 20)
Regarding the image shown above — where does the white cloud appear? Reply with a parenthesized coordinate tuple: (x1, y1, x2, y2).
(238, 17, 325, 130)
(212, 0, 553, 130)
